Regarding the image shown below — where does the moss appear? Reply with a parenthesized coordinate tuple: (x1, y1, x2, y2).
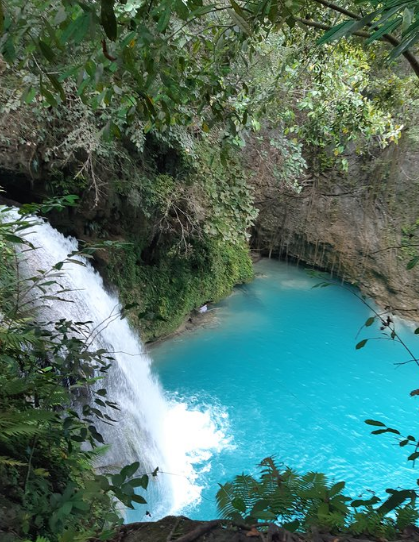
(107, 237, 254, 342)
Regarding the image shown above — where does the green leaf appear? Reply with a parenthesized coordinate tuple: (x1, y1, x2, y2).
(191, 5, 216, 16)
(40, 81, 58, 107)
(88, 425, 104, 443)
(174, 0, 189, 19)
(120, 461, 140, 479)
(329, 481, 345, 497)
(282, 519, 300, 532)
(130, 494, 147, 504)
(229, 0, 247, 20)
(60, 17, 79, 45)
(317, 21, 354, 45)
(356, 339, 368, 350)
(2, 233, 25, 244)
(39, 40, 55, 62)
(227, 8, 251, 35)
(96, 388, 107, 396)
(402, 8, 413, 33)
(389, 32, 419, 61)
(121, 482, 134, 496)
(72, 499, 90, 511)
(378, 490, 415, 514)
(408, 452, 419, 461)
(112, 473, 124, 486)
(22, 87, 37, 104)
(365, 419, 386, 427)
(366, 18, 401, 44)
(157, 6, 171, 33)
(129, 475, 149, 489)
(386, 428, 401, 435)
(365, 316, 375, 327)
(2, 37, 16, 63)
(317, 502, 329, 516)
(46, 73, 65, 101)
(0, 0, 4, 35)
(101, 0, 117, 41)
(351, 496, 381, 507)
(73, 12, 91, 45)
(318, 13, 376, 45)
(232, 497, 246, 512)
(407, 256, 419, 270)
(60, 502, 73, 516)
(369, 5, 404, 30)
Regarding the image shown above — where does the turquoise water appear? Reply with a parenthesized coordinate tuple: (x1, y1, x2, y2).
(151, 259, 419, 519)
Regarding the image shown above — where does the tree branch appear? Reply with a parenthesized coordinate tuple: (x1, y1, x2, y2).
(297, 10, 419, 78)
(296, 18, 370, 38)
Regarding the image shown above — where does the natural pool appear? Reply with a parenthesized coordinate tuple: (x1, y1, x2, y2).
(150, 259, 419, 519)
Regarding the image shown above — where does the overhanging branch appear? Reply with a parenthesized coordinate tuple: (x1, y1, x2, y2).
(296, 10, 419, 79)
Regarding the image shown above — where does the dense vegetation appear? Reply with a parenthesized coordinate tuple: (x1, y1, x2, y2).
(0, 208, 151, 542)
(2, 0, 419, 540)
(216, 457, 419, 538)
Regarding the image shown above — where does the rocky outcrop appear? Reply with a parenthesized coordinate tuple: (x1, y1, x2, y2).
(99, 516, 419, 542)
(250, 133, 419, 320)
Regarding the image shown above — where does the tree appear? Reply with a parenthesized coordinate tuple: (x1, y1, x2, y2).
(1, 0, 418, 140)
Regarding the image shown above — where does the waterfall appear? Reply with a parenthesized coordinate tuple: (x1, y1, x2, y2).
(10, 211, 230, 520)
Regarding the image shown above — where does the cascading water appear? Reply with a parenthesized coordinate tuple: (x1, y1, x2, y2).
(10, 210, 231, 519)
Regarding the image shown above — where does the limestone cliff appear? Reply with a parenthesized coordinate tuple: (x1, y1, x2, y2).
(250, 133, 419, 320)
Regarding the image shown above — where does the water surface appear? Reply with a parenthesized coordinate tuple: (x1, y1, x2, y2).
(151, 259, 419, 519)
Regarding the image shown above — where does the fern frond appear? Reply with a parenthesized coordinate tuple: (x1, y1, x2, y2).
(0, 409, 56, 440)
(0, 455, 27, 466)
(0, 328, 40, 349)
(216, 481, 236, 518)
(216, 475, 260, 519)
(0, 377, 31, 397)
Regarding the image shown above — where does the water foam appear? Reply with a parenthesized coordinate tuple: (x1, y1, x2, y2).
(162, 398, 233, 514)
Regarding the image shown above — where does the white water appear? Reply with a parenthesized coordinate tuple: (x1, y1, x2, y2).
(11, 212, 230, 518)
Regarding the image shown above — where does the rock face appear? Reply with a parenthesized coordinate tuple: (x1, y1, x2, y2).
(250, 134, 419, 320)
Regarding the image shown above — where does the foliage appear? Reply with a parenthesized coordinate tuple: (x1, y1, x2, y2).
(108, 236, 253, 342)
(240, 33, 408, 175)
(91, 129, 257, 342)
(0, 0, 258, 137)
(0, 0, 414, 207)
(316, 0, 419, 67)
(0, 206, 150, 542)
(217, 456, 419, 538)
(1, 0, 417, 149)
(122, 135, 258, 250)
